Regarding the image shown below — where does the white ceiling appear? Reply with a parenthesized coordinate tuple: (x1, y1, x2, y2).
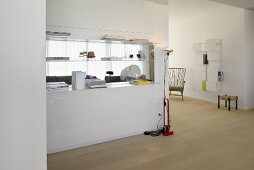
(145, 0, 254, 9)
(145, 0, 168, 5)
(209, 0, 254, 10)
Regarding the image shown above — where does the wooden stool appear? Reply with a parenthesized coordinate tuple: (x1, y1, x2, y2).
(218, 95, 238, 111)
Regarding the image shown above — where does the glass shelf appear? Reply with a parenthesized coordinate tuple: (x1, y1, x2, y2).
(46, 59, 154, 62)
(46, 38, 155, 81)
(47, 37, 156, 45)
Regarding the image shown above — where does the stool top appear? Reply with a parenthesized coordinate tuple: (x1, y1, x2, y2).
(219, 95, 238, 100)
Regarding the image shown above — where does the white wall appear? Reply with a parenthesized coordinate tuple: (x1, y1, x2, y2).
(0, 0, 46, 170)
(244, 9, 254, 109)
(168, 0, 254, 109)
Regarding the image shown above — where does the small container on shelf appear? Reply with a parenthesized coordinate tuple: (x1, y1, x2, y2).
(129, 80, 152, 86)
(46, 57, 70, 61)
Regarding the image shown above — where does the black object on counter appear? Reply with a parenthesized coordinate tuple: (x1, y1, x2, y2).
(106, 71, 114, 76)
(105, 76, 123, 83)
(203, 54, 209, 65)
(46, 76, 72, 85)
(46, 75, 98, 85)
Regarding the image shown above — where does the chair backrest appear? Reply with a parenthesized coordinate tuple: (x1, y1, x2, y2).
(169, 68, 186, 87)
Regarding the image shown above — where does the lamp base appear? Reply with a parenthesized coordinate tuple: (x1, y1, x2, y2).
(163, 131, 174, 136)
(162, 125, 174, 136)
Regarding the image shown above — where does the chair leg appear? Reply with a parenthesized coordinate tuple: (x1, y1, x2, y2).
(218, 95, 220, 109)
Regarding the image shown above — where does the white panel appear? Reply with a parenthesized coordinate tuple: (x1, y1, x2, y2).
(207, 69, 218, 81)
(206, 39, 222, 51)
(195, 53, 205, 66)
(207, 51, 221, 60)
(207, 60, 220, 82)
(194, 43, 206, 52)
(208, 60, 220, 68)
(195, 71, 207, 81)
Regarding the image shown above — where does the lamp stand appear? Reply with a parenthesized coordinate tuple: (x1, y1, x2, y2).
(162, 51, 174, 137)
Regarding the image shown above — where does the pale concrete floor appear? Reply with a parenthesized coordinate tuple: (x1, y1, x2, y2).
(48, 97, 254, 170)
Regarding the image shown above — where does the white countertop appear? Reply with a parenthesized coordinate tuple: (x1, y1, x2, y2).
(46, 82, 157, 93)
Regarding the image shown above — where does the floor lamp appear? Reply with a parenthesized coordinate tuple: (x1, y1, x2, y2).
(162, 49, 174, 136)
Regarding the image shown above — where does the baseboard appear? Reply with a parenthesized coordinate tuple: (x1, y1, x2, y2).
(47, 130, 145, 154)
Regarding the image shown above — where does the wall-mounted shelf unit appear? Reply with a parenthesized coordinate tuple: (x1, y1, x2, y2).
(194, 39, 222, 92)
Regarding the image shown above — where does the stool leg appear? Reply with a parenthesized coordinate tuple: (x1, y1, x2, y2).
(225, 94, 228, 107)
(236, 97, 238, 110)
(218, 95, 220, 109)
(228, 99, 231, 111)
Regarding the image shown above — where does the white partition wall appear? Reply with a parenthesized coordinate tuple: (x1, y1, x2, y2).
(0, 0, 46, 170)
(47, 84, 162, 153)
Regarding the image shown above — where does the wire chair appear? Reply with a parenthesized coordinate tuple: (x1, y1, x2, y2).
(169, 68, 186, 100)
